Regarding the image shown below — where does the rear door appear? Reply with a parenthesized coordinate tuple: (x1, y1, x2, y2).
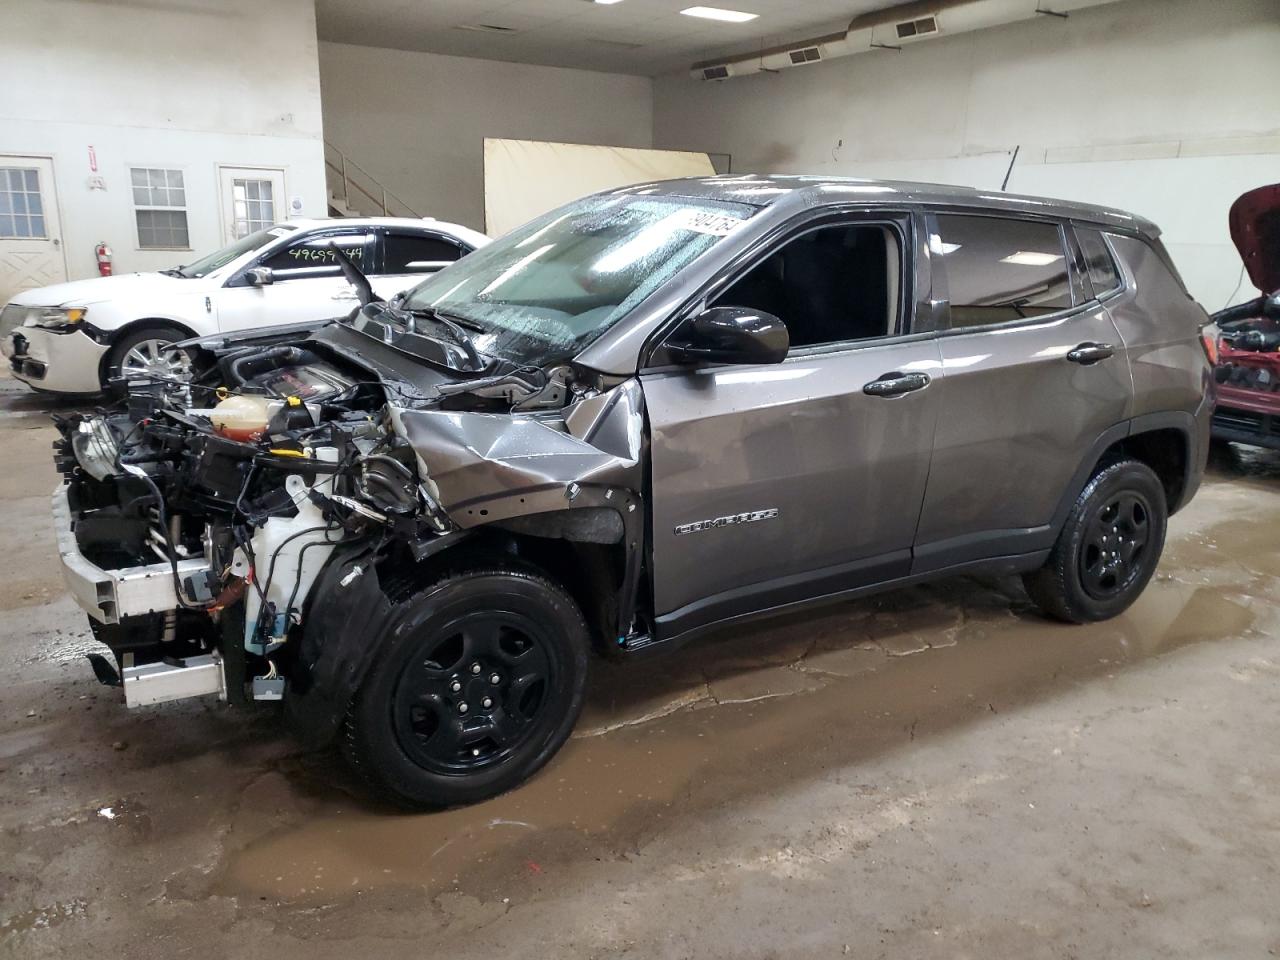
(373, 228, 469, 302)
(641, 211, 943, 640)
(214, 228, 375, 331)
(912, 212, 1129, 572)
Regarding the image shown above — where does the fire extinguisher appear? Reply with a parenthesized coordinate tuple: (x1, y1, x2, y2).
(95, 242, 113, 277)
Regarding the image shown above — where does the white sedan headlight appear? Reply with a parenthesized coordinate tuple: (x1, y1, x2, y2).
(31, 307, 88, 331)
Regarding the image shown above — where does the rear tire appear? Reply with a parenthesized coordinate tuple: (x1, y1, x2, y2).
(343, 567, 589, 808)
(1023, 459, 1167, 623)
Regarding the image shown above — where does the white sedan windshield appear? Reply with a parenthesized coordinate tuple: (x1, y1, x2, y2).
(176, 225, 297, 278)
(400, 194, 756, 365)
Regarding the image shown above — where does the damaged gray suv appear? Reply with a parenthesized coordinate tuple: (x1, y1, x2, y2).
(52, 175, 1212, 806)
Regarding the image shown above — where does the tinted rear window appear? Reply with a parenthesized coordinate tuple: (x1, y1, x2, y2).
(385, 233, 463, 275)
(935, 214, 1073, 328)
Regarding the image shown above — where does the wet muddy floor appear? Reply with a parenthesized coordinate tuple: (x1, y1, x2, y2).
(2, 369, 1278, 958)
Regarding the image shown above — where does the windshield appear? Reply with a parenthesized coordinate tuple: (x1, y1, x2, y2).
(399, 194, 757, 365)
(175, 225, 298, 278)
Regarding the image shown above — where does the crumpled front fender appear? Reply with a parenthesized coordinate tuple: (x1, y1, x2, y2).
(390, 378, 646, 527)
(289, 381, 650, 745)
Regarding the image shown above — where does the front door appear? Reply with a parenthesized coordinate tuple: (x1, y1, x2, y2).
(0, 156, 66, 305)
(641, 214, 941, 640)
(217, 166, 286, 244)
(911, 212, 1130, 572)
(214, 228, 375, 332)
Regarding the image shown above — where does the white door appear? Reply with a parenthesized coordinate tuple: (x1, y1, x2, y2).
(213, 228, 373, 332)
(217, 166, 286, 244)
(0, 157, 66, 305)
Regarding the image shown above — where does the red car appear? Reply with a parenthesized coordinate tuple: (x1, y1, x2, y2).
(1210, 184, 1280, 449)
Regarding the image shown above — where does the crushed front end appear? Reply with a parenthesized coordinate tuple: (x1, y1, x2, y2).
(50, 319, 646, 736)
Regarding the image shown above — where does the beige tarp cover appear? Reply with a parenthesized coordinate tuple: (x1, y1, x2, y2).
(483, 138, 715, 237)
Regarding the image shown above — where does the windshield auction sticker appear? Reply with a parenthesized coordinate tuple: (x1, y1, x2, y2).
(680, 210, 746, 237)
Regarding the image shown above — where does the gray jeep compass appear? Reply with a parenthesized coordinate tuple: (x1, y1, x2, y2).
(51, 175, 1212, 806)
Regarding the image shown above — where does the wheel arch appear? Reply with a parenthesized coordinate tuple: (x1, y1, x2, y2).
(97, 316, 202, 386)
(286, 513, 635, 751)
(1054, 413, 1199, 537)
(379, 508, 638, 657)
(1105, 426, 1190, 513)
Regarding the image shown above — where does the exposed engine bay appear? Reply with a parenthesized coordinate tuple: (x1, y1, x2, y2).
(52, 308, 646, 739)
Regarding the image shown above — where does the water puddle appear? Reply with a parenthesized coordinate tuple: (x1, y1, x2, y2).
(219, 560, 1260, 905)
(0, 898, 87, 935)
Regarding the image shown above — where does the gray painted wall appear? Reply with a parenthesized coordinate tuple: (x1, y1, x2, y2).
(319, 42, 655, 233)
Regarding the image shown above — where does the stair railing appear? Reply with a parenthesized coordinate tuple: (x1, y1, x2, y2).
(324, 141, 421, 218)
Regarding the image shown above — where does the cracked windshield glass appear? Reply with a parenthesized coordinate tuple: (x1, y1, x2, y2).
(400, 193, 757, 364)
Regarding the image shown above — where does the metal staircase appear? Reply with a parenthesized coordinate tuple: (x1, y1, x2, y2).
(324, 141, 421, 219)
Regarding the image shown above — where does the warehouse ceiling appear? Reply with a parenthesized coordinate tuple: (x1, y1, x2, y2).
(314, 0, 910, 76)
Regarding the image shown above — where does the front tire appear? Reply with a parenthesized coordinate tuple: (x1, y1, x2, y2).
(1023, 459, 1167, 623)
(104, 323, 192, 391)
(343, 567, 589, 807)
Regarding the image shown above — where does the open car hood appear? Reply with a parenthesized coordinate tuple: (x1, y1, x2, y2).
(1229, 183, 1280, 295)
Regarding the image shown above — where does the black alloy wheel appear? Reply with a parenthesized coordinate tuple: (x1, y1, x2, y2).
(392, 612, 555, 774)
(1024, 458, 1168, 623)
(1078, 491, 1152, 600)
(343, 567, 589, 807)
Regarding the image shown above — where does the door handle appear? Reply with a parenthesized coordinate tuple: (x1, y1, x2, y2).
(1066, 342, 1115, 365)
(863, 371, 931, 398)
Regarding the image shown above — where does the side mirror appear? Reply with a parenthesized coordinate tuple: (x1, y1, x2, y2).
(666, 305, 789, 366)
(246, 266, 274, 287)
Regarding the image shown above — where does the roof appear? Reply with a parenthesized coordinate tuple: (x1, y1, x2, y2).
(281, 217, 491, 246)
(612, 174, 1160, 238)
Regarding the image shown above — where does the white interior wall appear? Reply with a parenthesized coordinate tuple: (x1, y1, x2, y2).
(318, 42, 655, 234)
(653, 0, 1280, 309)
(0, 0, 328, 280)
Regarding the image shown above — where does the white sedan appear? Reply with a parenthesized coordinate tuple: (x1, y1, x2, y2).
(0, 217, 489, 394)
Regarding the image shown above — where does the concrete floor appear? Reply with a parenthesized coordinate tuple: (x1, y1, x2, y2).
(1, 367, 1278, 959)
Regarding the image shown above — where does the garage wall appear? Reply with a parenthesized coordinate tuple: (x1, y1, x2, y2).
(0, 0, 327, 280)
(318, 42, 655, 234)
(653, 0, 1280, 309)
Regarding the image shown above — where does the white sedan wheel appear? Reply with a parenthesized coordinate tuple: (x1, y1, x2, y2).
(119, 338, 190, 380)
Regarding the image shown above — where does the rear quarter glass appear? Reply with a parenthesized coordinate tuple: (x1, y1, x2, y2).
(1076, 227, 1122, 297)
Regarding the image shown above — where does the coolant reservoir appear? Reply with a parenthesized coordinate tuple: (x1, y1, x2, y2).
(211, 394, 271, 442)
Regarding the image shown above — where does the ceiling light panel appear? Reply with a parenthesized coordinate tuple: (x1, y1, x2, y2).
(999, 251, 1063, 267)
(681, 6, 759, 24)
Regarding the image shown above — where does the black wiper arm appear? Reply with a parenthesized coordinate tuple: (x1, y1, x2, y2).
(433, 309, 486, 334)
(328, 241, 378, 307)
(407, 308, 483, 372)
